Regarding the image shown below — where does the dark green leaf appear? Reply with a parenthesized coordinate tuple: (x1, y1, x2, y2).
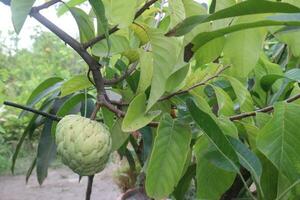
(36, 119, 56, 185)
(168, 0, 300, 36)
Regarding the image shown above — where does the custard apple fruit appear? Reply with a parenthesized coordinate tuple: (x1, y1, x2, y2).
(55, 115, 112, 176)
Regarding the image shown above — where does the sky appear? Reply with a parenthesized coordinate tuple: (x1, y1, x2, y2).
(0, 0, 207, 49)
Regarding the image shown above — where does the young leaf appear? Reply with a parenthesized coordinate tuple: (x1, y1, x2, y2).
(212, 85, 235, 116)
(257, 102, 300, 183)
(11, 0, 36, 33)
(122, 93, 161, 132)
(60, 75, 93, 97)
(146, 114, 192, 199)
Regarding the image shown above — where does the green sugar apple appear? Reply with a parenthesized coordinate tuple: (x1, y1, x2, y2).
(55, 115, 112, 176)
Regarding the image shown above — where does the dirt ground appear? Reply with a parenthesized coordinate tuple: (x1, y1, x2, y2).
(0, 164, 122, 200)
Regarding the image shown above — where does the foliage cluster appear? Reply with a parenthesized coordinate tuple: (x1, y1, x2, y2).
(2, 0, 300, 199)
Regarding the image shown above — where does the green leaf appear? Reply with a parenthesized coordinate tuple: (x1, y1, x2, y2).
(228, 137, 263, 197)
(20, 77, 63, 117)
(57, 0, 87, 16)
(191, 18, 300, 52)
(173, 164, 196, 200)
(146, 114, 192, 199)
(110, 119, 129, 151)
(136, 50, 153, 94)
(60, 75, 93, 97)
(122, 93, 161, 132)
(26, 157, 37, 183)
(224, 75, 254, 112)
(195, 36, 225, 66)
(11, 0, 36, 33)
(103, 0, 137, 28)
(168, 0, 300, 36)
(69, 7, 95, 43)
(165, 64, 190, 93)
(257, 102, 300, 183)
(89, 0, 110, 51)
(37, 119, 56, 185)
(186, 98, 239, 166)
(91, 35, 130, 57)
(169, 0, 186, 28)
(146, 28, 182, 110)
(194, 137, 236, 200)
(223, 23, 266, 78)
(212, 85, 235, 116)
(130, 23, 149, 45)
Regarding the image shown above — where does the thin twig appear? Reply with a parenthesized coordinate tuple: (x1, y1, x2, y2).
(3, 101, 61, 121)
(83, 0, 159, 49)
(159, 66, 230, 101)
(229, 93, 300, 121)
(104, 62, 138, 85)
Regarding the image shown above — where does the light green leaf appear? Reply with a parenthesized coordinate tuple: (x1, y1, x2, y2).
(169, 0, 185, 28)
(146, 114, 192, 199)
(110, 119, 129, 151)
(195, 36, 225, 66)
(57, 0, 87, 16)
(130, 23, 149, 45)
(11, 0, 36, 33)
(167, 0, 300, 36)
(165, 64, 190, 93)
(257, 102, 300, 183)
(224, 75, 254, 112)
(69, 7, 95, 43)
(212, 85, 235, 116)
(60, 75, 92, 97)
(103, 0, 137, 28)
(146, 28, 182, 111)
(122, 93, 161, 132)
(137, 50, 153, 94)
(223, 24, 266, 77)
(92, 35, 130, 57)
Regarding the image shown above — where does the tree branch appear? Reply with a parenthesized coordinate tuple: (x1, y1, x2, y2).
(3, 101, 61, 121)
(33, 0, 61, 12)
(229, 93, 300, 121)
(104, 62, 138, 85)
(85, 175, 94, 200)
(83, 0, 159, 49)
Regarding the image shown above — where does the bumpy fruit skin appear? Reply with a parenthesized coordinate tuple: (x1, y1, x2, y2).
(55, 115, 112, 176)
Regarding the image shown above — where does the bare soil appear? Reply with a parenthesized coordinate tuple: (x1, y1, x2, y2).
(0, 164, 122, 200)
